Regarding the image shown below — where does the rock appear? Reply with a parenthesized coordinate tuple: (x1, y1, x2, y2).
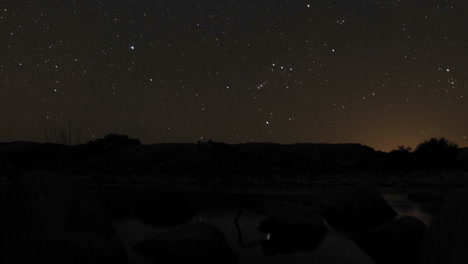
(420, 191, 468, 264)
(259, 218, 328, 255)
(134, 192, 199, 227)
(254, 200, 324, 226)
(407, 190, 445, 203)
(355, 216, 427, 264)
(255, 200, 328, 255)
(0, 172, 127, 264)
(134, 222, 237, 264)
(322, 186, 397, 230)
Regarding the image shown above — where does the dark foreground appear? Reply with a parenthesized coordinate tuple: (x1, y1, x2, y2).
(2, 171, 468, 264)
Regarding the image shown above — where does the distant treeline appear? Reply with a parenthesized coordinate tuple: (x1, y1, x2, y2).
(0, 134, 467, 182)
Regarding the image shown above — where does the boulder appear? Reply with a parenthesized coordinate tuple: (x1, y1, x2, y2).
(420, 191, 468, 264)
(254, 200, 324, 227)
(322, 186, 397, 230)
(407, 190, 445, 203)
(255, 200, 328, 255)
(134, 222, 237, 264)
(0, 172, 127, 264)
(258, 217, 328, 255)
(355, 216, 427, 264)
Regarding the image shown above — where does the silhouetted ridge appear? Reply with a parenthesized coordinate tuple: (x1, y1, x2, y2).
(0, 136, 466, 185)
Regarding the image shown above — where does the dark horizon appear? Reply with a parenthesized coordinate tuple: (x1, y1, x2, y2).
(2, 131, 466, 154)
(0, 138, 384, 155)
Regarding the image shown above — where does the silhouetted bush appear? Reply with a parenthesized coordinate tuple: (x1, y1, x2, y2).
(84, 133, 141, 153)
(89, 133, 141, 146)
(383, 145, 414, 171)
(413, 138, 458, 169)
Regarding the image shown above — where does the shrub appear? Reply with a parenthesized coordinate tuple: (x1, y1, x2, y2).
(413, 138, 458, 169)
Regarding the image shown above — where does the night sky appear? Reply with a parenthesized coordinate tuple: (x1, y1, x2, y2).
(1, 0, 467, 151)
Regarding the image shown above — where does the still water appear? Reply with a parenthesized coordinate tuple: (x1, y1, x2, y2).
(113, 188, 437, 264)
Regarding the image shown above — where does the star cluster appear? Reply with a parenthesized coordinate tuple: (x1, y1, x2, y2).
(1, 0, 467, 151)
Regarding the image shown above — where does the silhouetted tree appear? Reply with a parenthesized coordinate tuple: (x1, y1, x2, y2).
(394, 145, 412, 153)
(413, 138, 458, 169)
(384, 145, 414, 171)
